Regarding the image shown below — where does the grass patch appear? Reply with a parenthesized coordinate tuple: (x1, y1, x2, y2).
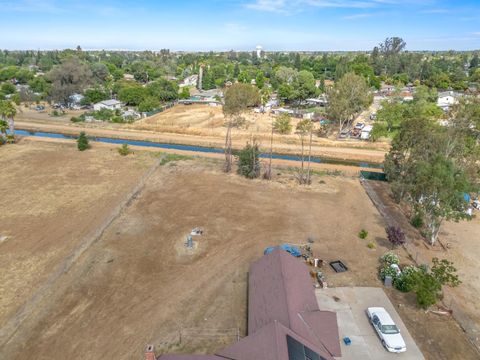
(159, 153, 194, 165)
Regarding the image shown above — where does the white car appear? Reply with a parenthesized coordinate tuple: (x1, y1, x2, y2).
(367, 307, 407, 353)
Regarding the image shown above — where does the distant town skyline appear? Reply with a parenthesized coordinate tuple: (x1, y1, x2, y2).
(0, 0, 479, 51)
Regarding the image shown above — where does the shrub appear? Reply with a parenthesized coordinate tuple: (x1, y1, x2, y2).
(411, 212, 424, 228)
(77, 131, 89, 151)
(118, 143, 131, 156)
(386, 225, 406, 248)
(413, 272, 442, 309)
(380, 252, 399, 265)
(273, 113, 293, 134)
(394, 265, 420, 292)
(367, 241, 376, 249)
(380, 264, 398, 281)
(237, 141, 261, 179)
(358, 229, 368, 239)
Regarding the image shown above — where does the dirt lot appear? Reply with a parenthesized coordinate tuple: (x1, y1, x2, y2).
(130, 104, 390, 156)
(0, 140, 155, 326)
(1, 141, 477, 360)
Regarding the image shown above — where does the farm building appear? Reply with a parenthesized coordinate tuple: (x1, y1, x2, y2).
(152, 249, 341, 360)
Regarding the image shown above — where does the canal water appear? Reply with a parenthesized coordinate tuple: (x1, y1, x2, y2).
(15, 129, 384, 169)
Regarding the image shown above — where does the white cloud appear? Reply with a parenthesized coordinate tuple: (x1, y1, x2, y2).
(342, 13, 373, 19)
(245, 0, 287, 13)
(245, 0, 435, 12)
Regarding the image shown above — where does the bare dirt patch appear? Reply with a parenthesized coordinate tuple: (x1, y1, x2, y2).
(0, 140, 155, 326)
(1, 151, 476, 360)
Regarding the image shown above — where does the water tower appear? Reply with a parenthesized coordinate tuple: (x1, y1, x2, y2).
(256, 45, 263, 58)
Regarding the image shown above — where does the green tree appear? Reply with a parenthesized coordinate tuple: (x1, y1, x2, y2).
(384, 116, 473, 245)
(1, 82, 16, 94)
(377, 101, 405, 132)
(273, 113, 293, 134)
(147, 79, 179, 101)
(326, 72, 372, 133)
(255, 71, 265, 89)
(77, 131, 89, 151)
(0, 100, 16, 141)
(28, 76, 51, 94)
(81, 88, 109, 105)
(179, 87, 190, 99)
(138, 96, 160, 112)
(237, 140, 261, 179)
(118, 84, 147, 106)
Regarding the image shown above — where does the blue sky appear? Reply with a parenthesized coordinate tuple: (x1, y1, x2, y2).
(0, 0, 479, 51)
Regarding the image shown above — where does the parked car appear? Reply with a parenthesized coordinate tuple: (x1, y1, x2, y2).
(354, 122, 365, 130)
(366, 307, 406, 353)
(369, 113, 377, 120)
(339, 129, 350, 138)
(34, 105, 45, 111)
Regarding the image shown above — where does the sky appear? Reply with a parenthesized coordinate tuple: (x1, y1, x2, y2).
(0, 0, 479, 51)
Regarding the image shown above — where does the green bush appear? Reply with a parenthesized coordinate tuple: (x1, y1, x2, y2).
(380, 264, 398, 281)
(367, 241, 376, 249)
(411, 212, 424, 228)
(273, 113, 293, 134)
(358, 229, 368, 239)
(77, 131, 89, 151)
(118, 143, 131, 156)
(394, 265, 420, 292)
(413, 272, 442, 309)
(380, 252, 399, 265)
(237, 141, 261, 179)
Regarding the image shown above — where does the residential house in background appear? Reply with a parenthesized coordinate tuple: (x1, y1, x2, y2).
(93, 99, 123, 111)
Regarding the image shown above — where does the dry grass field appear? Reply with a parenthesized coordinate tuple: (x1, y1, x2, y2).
(0, 140, 477, 360)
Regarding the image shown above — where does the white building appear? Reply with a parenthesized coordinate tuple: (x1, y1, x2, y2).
(256, 45, 263, 58)
(179, 74, 198, 88)
(93, 99, 123, 111)
(437, 91, 459, 111)
(360, 125, 374, 140)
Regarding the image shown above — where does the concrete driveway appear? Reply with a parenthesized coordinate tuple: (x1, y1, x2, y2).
(316, 287, 424, 360)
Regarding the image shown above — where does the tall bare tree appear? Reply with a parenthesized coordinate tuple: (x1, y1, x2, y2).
(296, 119, 315, 184)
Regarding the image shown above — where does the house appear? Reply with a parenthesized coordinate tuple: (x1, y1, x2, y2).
(93, 99, 123, 111)
(180, 75, 199, 88)
(437, 91, 459, 111)
(152, 249, 341, 360)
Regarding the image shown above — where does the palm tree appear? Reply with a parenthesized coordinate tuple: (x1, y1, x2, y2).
(0, 100, 16, 142)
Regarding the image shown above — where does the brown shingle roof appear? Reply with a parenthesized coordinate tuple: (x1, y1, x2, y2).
(157, 249, 340, 359)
